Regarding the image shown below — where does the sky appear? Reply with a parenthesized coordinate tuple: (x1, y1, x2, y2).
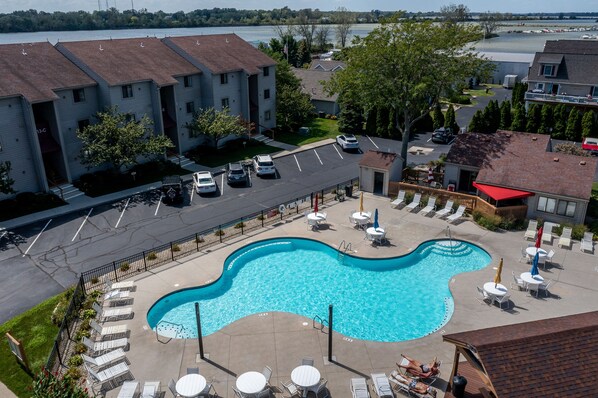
(1, 0, 596, 14)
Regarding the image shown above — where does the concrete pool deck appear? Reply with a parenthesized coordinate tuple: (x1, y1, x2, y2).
(102, 192, 598, 397)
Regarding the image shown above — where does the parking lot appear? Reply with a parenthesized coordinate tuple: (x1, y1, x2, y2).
(0, 133, 451, 322)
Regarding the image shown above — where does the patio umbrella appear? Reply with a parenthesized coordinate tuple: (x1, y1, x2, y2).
(531, 252, 540, 276)
(494, 258, 503, 287)
(359, 192, 364, 214)
(535, 226, 543, 249)
(428, 167, 434, 184)
(314, 193, 319, 214)
(374, 209, 379, 229)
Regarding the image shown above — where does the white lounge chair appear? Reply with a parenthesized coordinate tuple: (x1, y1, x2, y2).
(106, 280, 136, 291)
(419, 196, 436, 216)
(90, 320, 128, 340)
(371, 373, 394, 398)
(93, 302, 133, 322)
(447, 205, 466, 224)
(82, 348, 127, 370)
(86, 362, 132, 392)
(405, 193, 422, 212)
(141, 381, 161, 398)
(391, 191, 406, 208)
(117, 381, 139, 398)
(104, 289, 133, 306)
(542, 223, 555, 244)
(580, 232, 594, 253)
(388, 370, 433, 398)
(558, 227, 572, 249)
(435, 200, 454, 218)
(351, 378, 370, 398)
(524, 220, 538, 240)
(83, 336, 128, 356)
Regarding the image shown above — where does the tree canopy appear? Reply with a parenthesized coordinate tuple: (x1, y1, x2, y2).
(272, 56, 315, 131)
(185, 107, 250, 148)
(77, 107, 173, 173)
(0, 161, 16, 194)
(326, 13, 491, 168)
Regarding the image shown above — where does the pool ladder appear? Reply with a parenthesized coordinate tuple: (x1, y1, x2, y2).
(338, 240, 352, 262)
(312, 315, 329, 334)
(445, 226, 454, 254)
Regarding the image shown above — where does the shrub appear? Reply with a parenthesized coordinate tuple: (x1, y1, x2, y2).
(74, 342, 87, 354)
(472, 210, 502, 231)
(32, 369, 89, 398)
(80, 309, 96, 321)
(214, 229, 225, 237)
(51, 301, 68, 326)
(64, 367, 83, 381)
(75, 328, 91, 341)
(119, 262, 130, 272)
(196, 235, 205, 243)
(449, 94, 471, 105)
(172, 244, 181, 252)
(331, 115, 337, 120)
(572, 224, 588, 241)
(68, 355, 83, 367)
(234, 222, 245, 229)
(90, 277, 99, 284)
(146, 252, 157, 261)
(405, 191, 415, 203)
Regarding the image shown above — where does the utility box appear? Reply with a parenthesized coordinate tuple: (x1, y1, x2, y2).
(503, 74, 518, 89)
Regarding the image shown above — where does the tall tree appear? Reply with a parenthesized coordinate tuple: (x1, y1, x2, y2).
(272, 57, 315, 131)
(314, 25, 331, 52)
(582, 111, 597, 138)
(509, 104, 527, 131)
(326, 14, 490, 170)
(469, 109, 484, 132)
(444, 104, 459, 133)
(525, 103, 541, 133)
(439, 3, 470, 22)
(0, 161, 16, 194)
(77, 107, 173, 173)
(295, 13, 316, 54)
(185, 107, 249, 148)
(432, 102, 444, 130)
(538, 104, 553, 134)
(552, 103, 568, 139)
(333, 7, 353, 48)
(499, 100, 511, 130)
(478, 12, 502, 38)
(376, 107, 390, 137)
(565, 108, 582, 141)
(337, 93, 364, 134)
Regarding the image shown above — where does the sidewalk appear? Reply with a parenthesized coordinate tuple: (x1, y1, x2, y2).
(0, 382, 17, 398)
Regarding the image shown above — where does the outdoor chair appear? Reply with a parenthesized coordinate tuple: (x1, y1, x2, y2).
(85, 362, 132, 393)
(580, 232, 594, 253)
(447, 205, 466, 224)
(92, 302, 133, 322)
(187, 367, 199, 374)
(518, 247, 530, 263)
(104, 289, 133, 306)
(511, 271, 526, 291)
(434, 200, 454, 219)
(90, 319, 128, 340)
(281, 380, 302, 398)
(391, 191, 406, 208)
(543, 250, 556, 269)
(528, 283, 540, 297)
(388, 370, 434, 398)
(493, 293, 511, 310)
(141, 381, 161, 398)
(117, 381, 139, 398)
(82, 348, 127, 370)
(302, 357, 314, 366)
(397, 355, 441, 386)
(542, 223, 555, 245)
(558, 227, 572, 249)
(476, 286, 493, 305)
(418, 196, 437, 217)
(197, 381, 216, 397)
(406, 193, 422, 212)
(262, 365, 273, 385)
(351, 378, 371, 398)
(232, 386, 245, 398)
(168, 379, 180, 397)
(371, 373, 394, 398)
(349, 212, 358, 227)
(539, 279, 553, 297)
(106, 280, 136, 291)
(83, 336, 128, 356)
(309, 378, 329, 398)
(524, 220, 538, 240)
(256, 389, 271, 398)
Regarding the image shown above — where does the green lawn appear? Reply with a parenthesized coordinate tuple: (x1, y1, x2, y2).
(270, 118, 339, 146)
(463, 87, 496, 97)
(0, 293, 63, 397)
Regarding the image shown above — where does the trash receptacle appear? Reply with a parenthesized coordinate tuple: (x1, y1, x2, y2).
(345, 185, 353, 198)
(318, 111, 325, 118)
(452, 374, 467, 398)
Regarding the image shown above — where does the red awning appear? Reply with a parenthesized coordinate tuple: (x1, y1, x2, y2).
(473, 182, 534, 201)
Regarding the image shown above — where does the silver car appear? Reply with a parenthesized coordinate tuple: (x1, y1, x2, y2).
(336, 134, 360, 151)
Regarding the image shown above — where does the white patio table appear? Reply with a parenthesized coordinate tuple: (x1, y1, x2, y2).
(483, 282, 508, 297)
(176, 374, 206, 398)
(291, 365, 321, 398)
(236, 371, 267, 395)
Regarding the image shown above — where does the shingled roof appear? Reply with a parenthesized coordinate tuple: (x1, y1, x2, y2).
(0, 42, 95, 103)
(446, 131, 597, 200)
(292, 69, 338, 102)
(164, 34, 275, 75)
(57, 37, 200, 87)
(529, 40, 598, 85)
(359, 150, 399, 170)
(443, 311, 598, 398)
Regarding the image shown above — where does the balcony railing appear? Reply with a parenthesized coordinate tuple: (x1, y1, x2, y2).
(525, 92, 598, 106)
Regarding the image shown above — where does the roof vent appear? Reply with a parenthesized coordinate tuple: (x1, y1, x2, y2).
(140, 42, 144, 48)
(580, 160, 587, 166)
(21, 49, 27, 56)
(532, 137, 537, 141)
(99, 45, 103, 51)
(553, 157, 559, 162)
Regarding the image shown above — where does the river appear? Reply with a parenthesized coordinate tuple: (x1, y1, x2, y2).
(0, 19, 596, 54)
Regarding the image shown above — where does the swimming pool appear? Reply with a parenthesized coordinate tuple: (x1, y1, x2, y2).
(147, 238, 491, 342)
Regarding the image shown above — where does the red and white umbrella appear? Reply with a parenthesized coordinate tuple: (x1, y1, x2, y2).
(428, 168, 434, 184)
(314, 193, 319, 214)
(535, 226, 543, 249)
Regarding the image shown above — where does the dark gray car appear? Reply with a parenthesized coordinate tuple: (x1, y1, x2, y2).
(226, 162, 249, 186)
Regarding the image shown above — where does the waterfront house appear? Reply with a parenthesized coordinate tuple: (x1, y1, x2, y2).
(444, 130, 597, 224)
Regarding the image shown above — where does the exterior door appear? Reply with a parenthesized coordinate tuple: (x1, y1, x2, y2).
(373, 171, 385, 195)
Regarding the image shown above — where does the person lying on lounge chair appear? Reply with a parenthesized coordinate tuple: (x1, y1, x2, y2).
(397, 354, 440, 378)
(390, 372, 437, 397)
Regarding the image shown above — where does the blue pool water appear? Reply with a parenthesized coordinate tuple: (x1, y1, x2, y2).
(147, 238, 491, 342)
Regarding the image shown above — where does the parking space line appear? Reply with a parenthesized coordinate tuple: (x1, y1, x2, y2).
(221, 174, 225, 195)
(333, 145, 344, 159)
(23, 219, 52, 257)
(72, 208, 93, 242)
(190, 185, 195, 202)
(366, 135, 379, 149)
(293, 154, 302, 172)
(0, 229, 7, 240)
(313, 149, 323, 165)
(155, 194, 163, 216)
(114, 198, 130, 229)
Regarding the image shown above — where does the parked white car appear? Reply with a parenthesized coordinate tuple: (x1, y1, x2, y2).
(192, 171, 217, 194)
(252, 154, 276, 176)
(336, 134, 360, 151)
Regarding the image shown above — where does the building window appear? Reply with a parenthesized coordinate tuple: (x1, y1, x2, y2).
(220, 73, 228, 85)
(263, 66, 270, 77)
(73, 88, 85, 103)
(592, 86, 598, 97)
(537, 196, 556, 213)
(541, 64, 554, 76)
(184, 76, 192, 88)
(0, 137, 3, 152)
(122, 84, 133, 98)
(221, 98, 229, 109)
(264, 110, 271, 121)
(125, 113, 136, 123)
(535, 83, 544, 91)
(264, 89, 270, 100)
(557, 200, 577, 217)
(77, 119, 90, 131)
(186, 101, 195, 114)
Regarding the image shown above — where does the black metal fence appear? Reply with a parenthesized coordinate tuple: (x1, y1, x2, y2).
(46, 178, 359, 372)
